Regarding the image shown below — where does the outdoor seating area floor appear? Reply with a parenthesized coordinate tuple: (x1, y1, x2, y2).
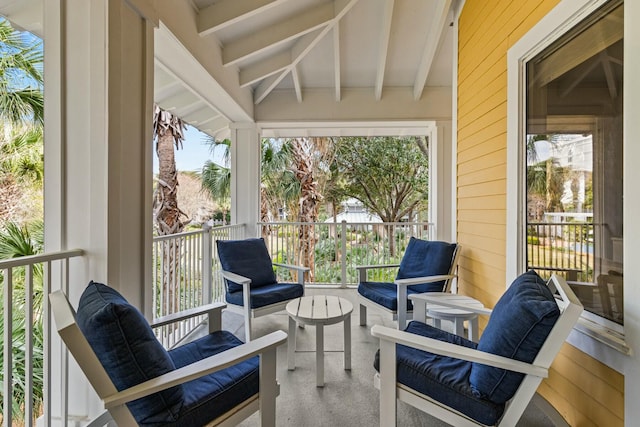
(214, 288, 562, 427)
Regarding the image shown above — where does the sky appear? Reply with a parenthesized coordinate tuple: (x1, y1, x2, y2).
(152, 125, 226, 173)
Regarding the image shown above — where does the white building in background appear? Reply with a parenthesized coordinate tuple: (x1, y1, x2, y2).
(324, 198, 382, 224)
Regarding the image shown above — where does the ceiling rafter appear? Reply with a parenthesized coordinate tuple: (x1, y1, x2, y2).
(222, 2, 334, 67)
(156, 90, 200, 112)
(413, 0, 452, 100)
(333, 25, 341, 102)
(292, 65, 303, 102)
(183, 108, 221, 126)
(197, 0, 292, 37)
(374, 0, 394, 101)
(253, 0, 360, 104)
(239, 50, 291, 87)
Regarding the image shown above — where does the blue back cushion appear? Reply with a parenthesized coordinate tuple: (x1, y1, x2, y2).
(76, 281, 182, 424)
(396, 238, 457, 292)
(470, 271, 560, 403)
(216, 238, 277, 293)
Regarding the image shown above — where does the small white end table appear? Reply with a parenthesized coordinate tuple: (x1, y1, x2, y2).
(409, 292, 486, 341)
(286, 295, 353, 387)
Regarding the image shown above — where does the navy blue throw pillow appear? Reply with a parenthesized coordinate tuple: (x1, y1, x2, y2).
(396, 238, 457, 293)
(469, 271, 560, 403)
(216, 238, 277, 293)
(76, 281, 182, 424)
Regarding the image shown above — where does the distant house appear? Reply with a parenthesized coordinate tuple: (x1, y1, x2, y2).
(324, 199, 382, 224)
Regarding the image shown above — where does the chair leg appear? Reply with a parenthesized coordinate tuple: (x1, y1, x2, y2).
(259, 347, 278, 427)
(244, 305, 252, 342)
(360, 304, 367, 326)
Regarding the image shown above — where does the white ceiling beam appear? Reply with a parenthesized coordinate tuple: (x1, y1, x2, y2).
(413, 0, 452, 100)
(292, 65, 303, 103)
(239, 51, 291, 87)
(333, 25, 341, 101)
(197, 0, 292, 37)
(223, 2, 334, 66)
(154, 23, 251, 124)
(374, 0, 395, 101)
(253, 0, 360, 104)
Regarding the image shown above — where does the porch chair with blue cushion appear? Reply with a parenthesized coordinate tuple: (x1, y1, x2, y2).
(371, 271, 583, 426)
(216, 237, 310, 341)
(357, 238, 460, 330)
(50, 281, 286, 427)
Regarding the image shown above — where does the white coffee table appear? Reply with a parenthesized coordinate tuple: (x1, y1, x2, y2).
(409, 292, 486, 341)
(286, 295, 353, 387)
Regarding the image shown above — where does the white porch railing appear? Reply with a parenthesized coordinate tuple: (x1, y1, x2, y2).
(0, 248, 84, 427)
(257, 221, 434, 285)
(151, 221, 434, 343)
(151, 223, 245, 348)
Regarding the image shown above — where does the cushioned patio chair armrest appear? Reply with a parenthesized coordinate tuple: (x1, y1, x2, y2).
(221, 270, 251, 285)
(394, 274, 456, 287)
(273, 263, 310, 284)
(408, 293, 493, 316)
(355, 264, 400, 271)
(272, 262, 310, 273)
(371, 325, 547, 378)
(103, 330, 288, 409)
(151, 302, 227, 328)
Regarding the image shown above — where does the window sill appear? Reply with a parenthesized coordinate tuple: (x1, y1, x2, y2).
(566, 316, 631, 373)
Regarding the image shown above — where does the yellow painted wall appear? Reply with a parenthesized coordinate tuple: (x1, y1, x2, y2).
(457, 1, 624, 425)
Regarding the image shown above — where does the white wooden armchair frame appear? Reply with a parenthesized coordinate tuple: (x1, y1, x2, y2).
(222, 262, 309, 341)
(50, 290, 287, 427)
(357, 244, 461, 330)
(371, 274, 583, 426)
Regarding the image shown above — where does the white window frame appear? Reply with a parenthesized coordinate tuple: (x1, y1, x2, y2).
(506, 0, 631, 373)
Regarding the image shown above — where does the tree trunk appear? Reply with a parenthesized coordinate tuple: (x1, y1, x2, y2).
(153, 105, 187, 318)
(292, 138, 322, 282)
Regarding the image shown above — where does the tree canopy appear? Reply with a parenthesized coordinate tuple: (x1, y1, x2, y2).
(333, 136, 429, 222)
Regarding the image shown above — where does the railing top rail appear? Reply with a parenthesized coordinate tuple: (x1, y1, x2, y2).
(152, 223, 247, 242)
(257, 221, 434, 226)
(153, 229, 206, 242)
(527, 221, 596, 226)
(0, 248, 84, 269)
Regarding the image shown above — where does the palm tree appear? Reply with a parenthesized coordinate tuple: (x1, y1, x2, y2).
(152, 104, 188, 315)
(200, 159, 231, 223)
(0, 19, 44, 126)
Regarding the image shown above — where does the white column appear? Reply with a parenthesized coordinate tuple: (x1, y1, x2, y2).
(432, 121, 454, 242)
(44, 0, 156, 422)
(230, 123, 261, 238)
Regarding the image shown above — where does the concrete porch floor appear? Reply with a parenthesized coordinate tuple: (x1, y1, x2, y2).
(217, 287, 562, 427)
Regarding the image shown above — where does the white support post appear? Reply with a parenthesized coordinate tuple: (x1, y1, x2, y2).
(230, 123, 261, 238)
(202, 223, 213, 303)
(43, 0, 156, 422)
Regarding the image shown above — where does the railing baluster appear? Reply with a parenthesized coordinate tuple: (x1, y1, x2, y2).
(3, 268, 13, 427)
(25, 266, 34, 427)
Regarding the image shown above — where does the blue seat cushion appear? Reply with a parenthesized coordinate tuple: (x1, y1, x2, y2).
(470, 270, 560, 404)
(396, 238, 457, 293)
(162, 331, 259, 427)
(374, 321, 505, 426)
(226, 282, 304, 308)
(217, 238, 277, 293)
(76, 281, 183, 425)
(357, 281, 418, 311)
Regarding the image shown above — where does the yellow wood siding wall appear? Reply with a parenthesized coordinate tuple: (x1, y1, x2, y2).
(457, 1, 624, 425)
